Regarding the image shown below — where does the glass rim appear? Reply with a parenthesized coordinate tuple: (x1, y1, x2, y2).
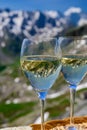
(58, 35, 87, 40)
(23, 37, 57, 41)
(22, 37, 58, 45)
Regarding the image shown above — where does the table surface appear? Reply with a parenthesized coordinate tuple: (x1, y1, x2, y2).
(0, 126, 32, 130)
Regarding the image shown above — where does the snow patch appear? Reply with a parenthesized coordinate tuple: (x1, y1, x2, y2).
(78, 18, 87, 26)
(45, 11, 58, 18)
(34, 11, 40, 20)
(64, 7, 81, 16)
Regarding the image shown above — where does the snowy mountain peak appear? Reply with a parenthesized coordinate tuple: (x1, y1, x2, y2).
(0, 9, 69, 40)
(64, 7, 82, 16)
(0, 7, 87, 41)
(45, 11, 58, 18)
(64, 7, 87, 26)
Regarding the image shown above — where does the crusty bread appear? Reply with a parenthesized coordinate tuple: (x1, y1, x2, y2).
(30, 116, 87, 130)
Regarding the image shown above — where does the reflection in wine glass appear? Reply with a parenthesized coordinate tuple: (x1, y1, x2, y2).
(20, 38, 62, 130)
(60, 36, 87, 129)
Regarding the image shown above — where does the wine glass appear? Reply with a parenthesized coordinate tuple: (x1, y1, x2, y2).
(20, 38, 62, 130)
(59, 36, 87, 129)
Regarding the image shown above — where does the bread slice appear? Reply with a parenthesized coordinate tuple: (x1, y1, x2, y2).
(30, 116, 87, 130)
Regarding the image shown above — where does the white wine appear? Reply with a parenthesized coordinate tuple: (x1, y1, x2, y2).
(61, 55, 87, 86)
(21, 55, 62, 92)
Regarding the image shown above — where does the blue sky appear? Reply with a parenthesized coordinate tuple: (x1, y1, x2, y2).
(0, 0, 87, 13)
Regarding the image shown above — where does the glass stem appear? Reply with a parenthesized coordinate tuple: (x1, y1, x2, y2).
(40, 99, 45, 130)
(70, 88, 76, 125)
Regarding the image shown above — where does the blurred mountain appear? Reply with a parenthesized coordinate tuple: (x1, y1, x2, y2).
(0, 8, 69, 39)
(65, 24, 87, 36)
(64, 7, 87, 26)
(0, 9, 69, 63)
(0, 7, 87, 39)
(0, 7, 87, 63)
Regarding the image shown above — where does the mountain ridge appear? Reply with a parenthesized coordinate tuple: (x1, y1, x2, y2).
(0, 7, 87, 40)
(0, 7, 87, 63)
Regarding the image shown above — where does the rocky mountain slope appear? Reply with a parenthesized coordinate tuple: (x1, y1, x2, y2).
(0, 7, 87, 62)
(0, 7, 87, 41)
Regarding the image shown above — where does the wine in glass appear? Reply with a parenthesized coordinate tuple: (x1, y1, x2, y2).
(60, 36, 87, 129)
(20, 38, 62, 130)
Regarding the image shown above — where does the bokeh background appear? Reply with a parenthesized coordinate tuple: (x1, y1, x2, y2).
(0, 0, 87, 128)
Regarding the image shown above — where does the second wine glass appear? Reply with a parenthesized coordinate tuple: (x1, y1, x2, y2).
(60, 36, 87, 129)
(20, 38, 62, 130)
